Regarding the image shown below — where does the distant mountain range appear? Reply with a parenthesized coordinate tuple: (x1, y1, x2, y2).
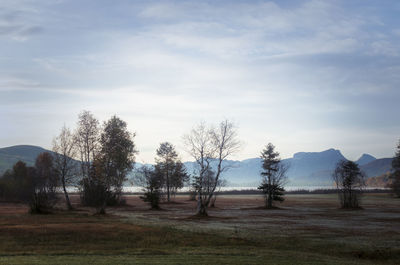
(0, 145, 394, 187)
(182, 148, 393, 186)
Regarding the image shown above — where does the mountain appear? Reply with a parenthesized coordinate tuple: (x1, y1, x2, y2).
(0, 145, 51, 174)
(356, 154, 376, 165)
(1, 145, 394, 187)
(360, 158, 392, 178)
(284, 149, 346, 185)
(181, 149, 392, 187)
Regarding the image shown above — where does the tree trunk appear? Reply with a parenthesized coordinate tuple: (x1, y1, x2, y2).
(267, 190, 272, 208)
(166, 165, 170, 202)
(267, 171, 272, 208)
(62, 177, 73, 210)
(209, 194, 217, 208)
(97, 202, 106, 214)
(196, 196, 208, 216)
(196, 203, 208, 216)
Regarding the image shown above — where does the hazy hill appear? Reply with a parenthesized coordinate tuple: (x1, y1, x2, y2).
(0, 145, 50, 174)
(182, 149, 392, 187)
(1, 145, 394, 187)
(360, 158, 393, 178)
(356, 154, 376, 165)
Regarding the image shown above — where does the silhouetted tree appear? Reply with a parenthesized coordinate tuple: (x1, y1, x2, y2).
(170, 161, 190, 198)
(155, 142, 188, 201)
(81, 159, 109, 214)
(52, 125, 78, 210)
(30, 152, 59, 213)
(391, 139, 400, 197)
(258, 143, 288, 208)
(333, 160, 365, 209)
(0, 161, 34, 202)
(135, 165, 162, 209)
(96, 115, 138, 208)
(183, 120, 241, 216)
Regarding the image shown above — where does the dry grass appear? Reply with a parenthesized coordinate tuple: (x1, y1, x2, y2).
(0, 193, 399, 264)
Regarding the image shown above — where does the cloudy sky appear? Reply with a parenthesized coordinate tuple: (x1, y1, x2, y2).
(0, 0, 399, 163)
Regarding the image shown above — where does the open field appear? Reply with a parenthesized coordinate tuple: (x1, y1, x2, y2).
(0, 193, 399, 264)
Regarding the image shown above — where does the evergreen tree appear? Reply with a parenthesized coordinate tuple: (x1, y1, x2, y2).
(258, 143, 287, 208)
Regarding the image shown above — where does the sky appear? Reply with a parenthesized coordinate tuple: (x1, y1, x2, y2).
(0, 0, 399, 163)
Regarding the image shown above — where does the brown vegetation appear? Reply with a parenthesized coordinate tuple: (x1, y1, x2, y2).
(0, 193, 399, 264)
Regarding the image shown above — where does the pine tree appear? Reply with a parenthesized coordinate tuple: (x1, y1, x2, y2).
(258, 143, 287, 208)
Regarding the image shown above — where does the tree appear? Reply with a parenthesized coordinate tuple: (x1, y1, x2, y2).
(170, 161, 190, 198)
(80, 159, 110, 214)
(31, 152, 59, 213)
(258, 143, 287, 208)
(333, 160, 365, 209)
(135, 165, 162, 209)
(52, 125, 78, 210)
(75, 110, 100, 180)
(183, 120, 241, 216)
(390, 140, 400, 197)
(155, 142, 188, 202)
(94, 115, 137, 212)
(0, 161, 34, 202)
(209, 177, 227, 208)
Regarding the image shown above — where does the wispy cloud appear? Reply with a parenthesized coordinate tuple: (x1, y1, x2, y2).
(0, 0, 399, 161)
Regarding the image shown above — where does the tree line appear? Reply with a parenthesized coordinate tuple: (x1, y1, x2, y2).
(0, 110, 399, 216)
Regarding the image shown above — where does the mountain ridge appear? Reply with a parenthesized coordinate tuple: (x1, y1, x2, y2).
(0, 145, 393, 187)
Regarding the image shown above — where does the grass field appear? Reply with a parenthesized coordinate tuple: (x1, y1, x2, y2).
(0, 193, 399, 264)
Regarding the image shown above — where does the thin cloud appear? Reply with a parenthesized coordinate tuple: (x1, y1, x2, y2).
(0, 0, 399, 162)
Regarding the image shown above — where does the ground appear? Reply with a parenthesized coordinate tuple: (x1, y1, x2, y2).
(0, 193, 399, 264)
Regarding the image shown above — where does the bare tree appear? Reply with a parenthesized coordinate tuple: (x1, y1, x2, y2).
(74, 110, 100, 180)
(333, 160, 366, 209)
(209, 178, 227, 208)
(183, 120, 241, 216)
(52, 125, 78, 210)
(258, 143, 288, 208)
